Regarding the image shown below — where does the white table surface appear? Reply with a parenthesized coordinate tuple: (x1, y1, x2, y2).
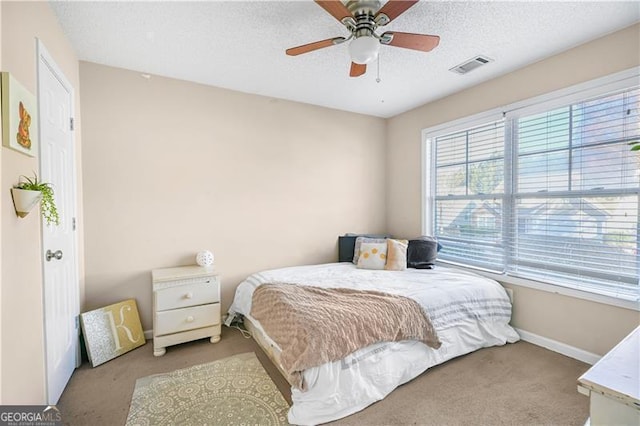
(578, 326, 640, 409)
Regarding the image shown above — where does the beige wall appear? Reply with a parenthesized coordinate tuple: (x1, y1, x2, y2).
(79, 61, 387, 330)
(386, 24, 640, 356)
(503, 284, 639, 355)
(1, 1, 83, 404)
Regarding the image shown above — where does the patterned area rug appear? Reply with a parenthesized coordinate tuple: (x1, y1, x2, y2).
(126, 352, 290, 425)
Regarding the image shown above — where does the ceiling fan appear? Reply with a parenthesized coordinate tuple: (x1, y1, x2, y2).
(286, 0, 440, 78)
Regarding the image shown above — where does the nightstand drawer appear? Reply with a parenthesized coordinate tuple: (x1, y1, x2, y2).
(155, 304, 220, 336)
(155, 280, 219, 311)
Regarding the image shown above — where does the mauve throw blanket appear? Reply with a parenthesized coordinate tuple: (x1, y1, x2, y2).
(250, 282, 441, 390)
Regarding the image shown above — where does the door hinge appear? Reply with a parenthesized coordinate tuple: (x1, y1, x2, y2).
(72, 217, 76, 231)
(70, 117, 75, 131)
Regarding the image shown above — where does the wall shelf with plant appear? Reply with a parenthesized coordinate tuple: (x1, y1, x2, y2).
(11, 173, 60, 225)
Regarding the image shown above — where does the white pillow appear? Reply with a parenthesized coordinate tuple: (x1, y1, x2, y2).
(353, 237, 386, 264)
(356, 242, 387, 270)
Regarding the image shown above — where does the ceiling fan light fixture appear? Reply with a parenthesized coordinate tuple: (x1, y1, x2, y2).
(349, 35, 380, 65)
(286, 0, 437, 77)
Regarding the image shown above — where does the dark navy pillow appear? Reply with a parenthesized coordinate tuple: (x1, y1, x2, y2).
(407, 236, 442, 269)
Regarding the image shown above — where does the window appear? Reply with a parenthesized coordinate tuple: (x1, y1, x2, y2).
(433, 121, 505, 271)
(427, 82, 639, 301)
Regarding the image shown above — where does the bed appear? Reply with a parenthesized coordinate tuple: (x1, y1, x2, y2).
(227, 262, 519, 425)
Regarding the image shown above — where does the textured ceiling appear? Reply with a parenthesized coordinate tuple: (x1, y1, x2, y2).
(51, 1, 640, 118)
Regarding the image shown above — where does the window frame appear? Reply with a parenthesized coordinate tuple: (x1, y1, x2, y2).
(422, 67, 640, 310)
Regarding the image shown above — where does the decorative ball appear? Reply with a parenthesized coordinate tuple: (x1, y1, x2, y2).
(196, 250, 214, 266)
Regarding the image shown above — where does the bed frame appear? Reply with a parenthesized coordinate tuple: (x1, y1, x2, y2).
(244, 317, 294, 385)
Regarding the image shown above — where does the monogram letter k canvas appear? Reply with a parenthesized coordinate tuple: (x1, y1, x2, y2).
(81, 299, 146, 367)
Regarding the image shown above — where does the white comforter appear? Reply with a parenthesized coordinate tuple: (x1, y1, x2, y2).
(228, 263, 519, 425)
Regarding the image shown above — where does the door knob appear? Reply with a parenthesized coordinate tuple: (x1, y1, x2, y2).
(46, 250, 63, 261)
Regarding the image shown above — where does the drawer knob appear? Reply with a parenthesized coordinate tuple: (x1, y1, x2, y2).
(186, 316, 194, 323)
(184, 292, 193, 299)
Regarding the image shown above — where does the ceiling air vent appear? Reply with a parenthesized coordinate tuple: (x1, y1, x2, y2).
(449, 55, 493, 75)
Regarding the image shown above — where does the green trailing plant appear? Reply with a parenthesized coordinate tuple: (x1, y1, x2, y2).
(630, 140, 640, 152)
(15, 173, 60, 225)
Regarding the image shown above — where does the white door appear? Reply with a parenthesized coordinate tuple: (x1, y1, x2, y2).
(37, 40, 79, 405)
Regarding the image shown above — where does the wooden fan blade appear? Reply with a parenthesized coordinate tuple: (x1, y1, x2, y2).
(286, 37, 346, 56)
(375, 0, 419, 25)
(382, 32, 440, 52)
(315, 1, 353, 23)
(350, 62, 366, 77)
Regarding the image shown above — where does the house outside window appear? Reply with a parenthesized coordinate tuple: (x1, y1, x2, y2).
(425, 75, 639, 302)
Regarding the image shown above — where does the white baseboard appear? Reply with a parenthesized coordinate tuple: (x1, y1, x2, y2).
(515, 328, 601, 365)
(144, 329, 153, 340)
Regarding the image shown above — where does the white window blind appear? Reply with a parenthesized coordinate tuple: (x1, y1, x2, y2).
(429, 85, 639, 300)
(510, 88, 639, 298)
(434, 120, 506, 271)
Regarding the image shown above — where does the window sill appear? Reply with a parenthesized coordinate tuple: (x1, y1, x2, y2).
(440, 261, 640, 312)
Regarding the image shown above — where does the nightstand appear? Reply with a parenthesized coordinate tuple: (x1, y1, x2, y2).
(151, 265, 221, 356)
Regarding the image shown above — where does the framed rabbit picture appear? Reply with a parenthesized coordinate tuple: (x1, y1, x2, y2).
(1, 72, 38, 157)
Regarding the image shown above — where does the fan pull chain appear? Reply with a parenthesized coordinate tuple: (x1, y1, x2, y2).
(376, 53, 381, 83)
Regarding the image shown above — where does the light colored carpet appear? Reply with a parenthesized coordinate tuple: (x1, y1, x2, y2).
(58, 327, 590, 425)
(125, 352, 289, 426)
